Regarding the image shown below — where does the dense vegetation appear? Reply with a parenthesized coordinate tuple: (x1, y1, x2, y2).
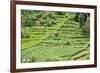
(21, 10, 90, 63)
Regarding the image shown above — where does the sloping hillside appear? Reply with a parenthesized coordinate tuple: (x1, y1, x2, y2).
(21, 10, 90, 63)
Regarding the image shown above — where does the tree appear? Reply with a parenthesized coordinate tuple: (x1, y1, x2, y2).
(74, 13, 90, 33)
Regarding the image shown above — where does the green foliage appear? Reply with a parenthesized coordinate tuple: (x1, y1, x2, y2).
(21, 10, 90, 62)
(74, 13, 90, 33)
(21, 10, 57, 27)
(55, 12, 65, 15)
(82, 17, 90, 32)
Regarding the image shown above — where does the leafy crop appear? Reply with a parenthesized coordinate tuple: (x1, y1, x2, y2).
(21, 10, 90, 63)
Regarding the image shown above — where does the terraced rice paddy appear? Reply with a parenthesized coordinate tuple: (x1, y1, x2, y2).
(21, 10, 90, 63)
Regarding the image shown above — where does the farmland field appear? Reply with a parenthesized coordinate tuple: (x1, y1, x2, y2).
(21, 10, 90, 63)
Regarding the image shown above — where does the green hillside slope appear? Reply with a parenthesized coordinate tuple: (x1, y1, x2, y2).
(21, 10, 90, 63)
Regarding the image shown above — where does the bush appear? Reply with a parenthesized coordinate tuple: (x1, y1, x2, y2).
(82, 17, 90, 33)
(21, 34, 30, 38)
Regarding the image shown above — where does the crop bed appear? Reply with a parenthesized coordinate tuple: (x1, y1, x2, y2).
(21, 11, 90, 63)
